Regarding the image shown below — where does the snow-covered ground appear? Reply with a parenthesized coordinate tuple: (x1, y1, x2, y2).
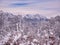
(0, 11, 60, 45)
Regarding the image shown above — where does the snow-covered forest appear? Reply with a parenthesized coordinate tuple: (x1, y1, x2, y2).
(0, 11, 60, 45)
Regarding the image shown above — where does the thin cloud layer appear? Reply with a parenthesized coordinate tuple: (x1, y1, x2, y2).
(0, 0, 60, 18)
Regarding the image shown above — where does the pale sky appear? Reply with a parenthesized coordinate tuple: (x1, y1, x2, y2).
(0, 0, 60, 18)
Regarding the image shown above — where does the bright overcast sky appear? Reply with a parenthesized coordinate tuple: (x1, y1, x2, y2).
(0, 0, 60, 18)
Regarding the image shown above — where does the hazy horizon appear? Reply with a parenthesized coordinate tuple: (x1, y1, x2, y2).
(0, 0, 60, 18)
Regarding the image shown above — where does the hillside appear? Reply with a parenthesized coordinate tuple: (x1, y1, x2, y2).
(0, 11, 60, 45)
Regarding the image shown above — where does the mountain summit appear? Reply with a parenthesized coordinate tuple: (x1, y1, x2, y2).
(23, 14, 48, 22)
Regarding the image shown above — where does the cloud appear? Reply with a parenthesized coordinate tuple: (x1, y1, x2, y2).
(0, 7, 60, 18)
(0, 0, 60, 18)
(10, 3, 30, 7)
(0, 0, 60, 8)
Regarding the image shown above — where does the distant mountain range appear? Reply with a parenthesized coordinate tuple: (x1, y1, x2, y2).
(23, 14, 48, 22)
(0, 10, 48, 23)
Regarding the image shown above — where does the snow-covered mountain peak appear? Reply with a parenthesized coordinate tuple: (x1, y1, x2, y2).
(23, 14, 48, 21)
